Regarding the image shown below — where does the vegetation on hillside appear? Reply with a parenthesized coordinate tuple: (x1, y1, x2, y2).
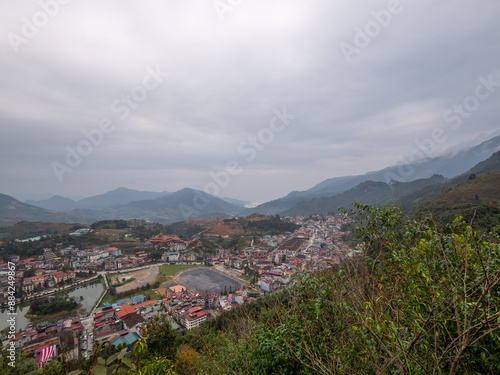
(282, 175, 448, 217)
(91, 220, 130, 230)
(416, 173, 500, 234)
(236, 214, 300, 235)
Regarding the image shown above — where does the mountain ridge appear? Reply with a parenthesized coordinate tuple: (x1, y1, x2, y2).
(249, 135, 500, 215)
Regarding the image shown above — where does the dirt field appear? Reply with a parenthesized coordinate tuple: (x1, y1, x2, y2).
(113, 266, 159, 294)
(207, 222, 244, 236)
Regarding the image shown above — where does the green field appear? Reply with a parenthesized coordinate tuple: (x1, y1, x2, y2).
(158, 264, 207, 277)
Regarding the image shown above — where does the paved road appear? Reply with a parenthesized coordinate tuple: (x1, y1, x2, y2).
(80, 316, 94, 358)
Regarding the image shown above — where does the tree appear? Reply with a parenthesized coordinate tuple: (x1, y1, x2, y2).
(23, 268, 35, 278)
(174, 345, 202, 375)
(141, 316, 177, 360)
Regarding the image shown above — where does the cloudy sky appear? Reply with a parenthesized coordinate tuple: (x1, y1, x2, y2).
(1, 0, 499, 203)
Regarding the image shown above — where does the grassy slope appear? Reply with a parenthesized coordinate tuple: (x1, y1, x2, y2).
(415, 173, 500, 231)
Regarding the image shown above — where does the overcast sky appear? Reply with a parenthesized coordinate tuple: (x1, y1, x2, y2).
(1, 0, 499, 203)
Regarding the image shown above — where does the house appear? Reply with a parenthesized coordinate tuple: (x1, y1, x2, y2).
(180, 307, 208, 330)
(108, 247, 122, 256)
(206, 293, 219, 309)
(122, 314, 146, 333)
(259, 278, 276, 293)
(24, 275, 45, 287)
(21, 335, 60, 357)
(51, 271, 75, 284)
(161, 250, 179, 263)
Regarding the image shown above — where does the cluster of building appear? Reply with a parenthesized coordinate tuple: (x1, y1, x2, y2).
(0, 251, 77, 303)
(3, 282, 261, 363)
(207, 215, 353, 294)
(5, 318, 82, 361)
(68, 245, 148, 271)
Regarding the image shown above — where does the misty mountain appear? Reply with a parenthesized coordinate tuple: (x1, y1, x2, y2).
(282, 175, 448, 216)
(70, 188, 245, 224)
(5, 138, 500, 226)
(0, 194, 90, 226)
(26, 195, 79, 212)
(218, 196, 253, 207)
(251, 135, 500, 215)
(26, 187, 171, 212)
(76, 187, 172, 210)
(465, 148, 500, 176)
(284, 148, 500, 218)
(6, 188, 247, 226)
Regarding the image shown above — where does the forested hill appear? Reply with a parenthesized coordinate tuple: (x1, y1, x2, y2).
(282, 174, 447, 216)
(415, 172, 500, 232)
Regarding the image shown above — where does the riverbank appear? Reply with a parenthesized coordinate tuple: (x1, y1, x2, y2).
(5, 274, 101, 308)
(0, 281, 105, 332)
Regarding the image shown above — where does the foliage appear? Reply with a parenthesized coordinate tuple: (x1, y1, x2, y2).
(91, 220, 129, 230)
(174, 345, 202, 375)
(28, 295, 79, 316)
(70, 345, 137, 375)
(24, 268, 36, 277)
(141, 316, 178, 361)
(238, 215, 300, 235)
(0, 348, 38, 375)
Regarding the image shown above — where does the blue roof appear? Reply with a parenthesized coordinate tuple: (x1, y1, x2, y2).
(111, 332, 142, 347)
(132, 295, 145, 304)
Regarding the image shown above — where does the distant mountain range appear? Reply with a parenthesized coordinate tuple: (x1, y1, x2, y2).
(1, 135, 499, 226)
(69, 188, 246, 224)
(0, 194, 88, 226)
(25, 187, 172, 212)
(281, 174, 449, 216)
(249, 135, 500, 215)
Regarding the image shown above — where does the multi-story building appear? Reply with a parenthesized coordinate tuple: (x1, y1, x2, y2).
(180, 307, 208, 330)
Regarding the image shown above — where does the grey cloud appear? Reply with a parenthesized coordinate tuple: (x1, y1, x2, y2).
(1, 0, 499, 202)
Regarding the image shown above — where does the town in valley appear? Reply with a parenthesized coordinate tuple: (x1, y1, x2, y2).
(0, 214, 355, 361)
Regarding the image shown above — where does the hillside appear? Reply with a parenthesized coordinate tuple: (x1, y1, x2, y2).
(26, 187, 171, 211)
(0, 194, 89, 226)
(71, 188, 245, 224)
(75, 187, 171, 210)
(415, 173, 500, 232)
(250, 135, 500, 214)
(282, 174, 448, 216)
(26, 195, 79, 212)
(0, 222, 80, 239)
